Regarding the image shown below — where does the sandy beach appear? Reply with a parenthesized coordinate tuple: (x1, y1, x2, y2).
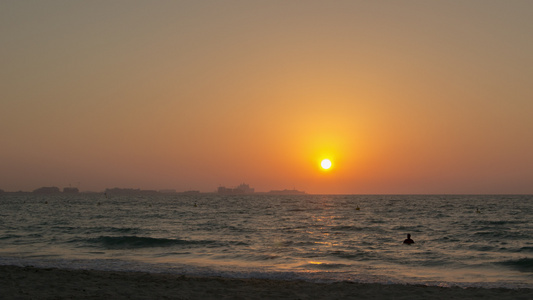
(1, 265, 531, 300)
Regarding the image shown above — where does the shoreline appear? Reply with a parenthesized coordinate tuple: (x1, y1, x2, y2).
(1, 265, 532, 299)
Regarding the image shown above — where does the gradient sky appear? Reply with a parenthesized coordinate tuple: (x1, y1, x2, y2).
(2, 1, 532, 194)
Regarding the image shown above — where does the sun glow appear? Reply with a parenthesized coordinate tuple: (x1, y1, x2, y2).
(321, 159, 332, 170)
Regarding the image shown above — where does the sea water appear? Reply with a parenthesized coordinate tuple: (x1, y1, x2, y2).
(1, 194, 532, 288)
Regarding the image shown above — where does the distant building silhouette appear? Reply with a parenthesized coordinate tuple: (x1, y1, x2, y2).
(218, 183, 255, 195)
(33, 187, 61, 194)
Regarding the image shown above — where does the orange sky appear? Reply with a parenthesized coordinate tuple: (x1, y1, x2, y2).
(1, 1, 532, 193)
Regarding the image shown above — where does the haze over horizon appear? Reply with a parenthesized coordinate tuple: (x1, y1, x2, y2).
(2, 1, 533, 194)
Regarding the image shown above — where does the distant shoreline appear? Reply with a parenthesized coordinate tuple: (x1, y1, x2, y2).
(1, 265, 532, 299)
(2, 190, 532, 196)
(0, 186, 306, 196)
(0, 191, 309, 196)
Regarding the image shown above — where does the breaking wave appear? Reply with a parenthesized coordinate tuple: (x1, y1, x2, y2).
(498, 258, 533, 273)
(85, 235, 215, 249)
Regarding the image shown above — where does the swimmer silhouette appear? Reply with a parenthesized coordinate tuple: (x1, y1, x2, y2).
(403, 234, 415, 244)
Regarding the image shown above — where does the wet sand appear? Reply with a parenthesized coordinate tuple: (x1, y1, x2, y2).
(1, 265, 532, 299)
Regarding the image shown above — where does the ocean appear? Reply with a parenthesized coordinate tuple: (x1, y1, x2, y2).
(1, 194, 532, 289)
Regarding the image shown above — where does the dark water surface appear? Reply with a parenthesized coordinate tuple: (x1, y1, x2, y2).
(1, 194, 532, 288)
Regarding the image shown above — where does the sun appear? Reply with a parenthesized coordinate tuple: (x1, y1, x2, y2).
(321, 159, 332, 170)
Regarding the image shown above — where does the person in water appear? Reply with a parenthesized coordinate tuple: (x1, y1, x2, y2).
(403, 234, 415, 244)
